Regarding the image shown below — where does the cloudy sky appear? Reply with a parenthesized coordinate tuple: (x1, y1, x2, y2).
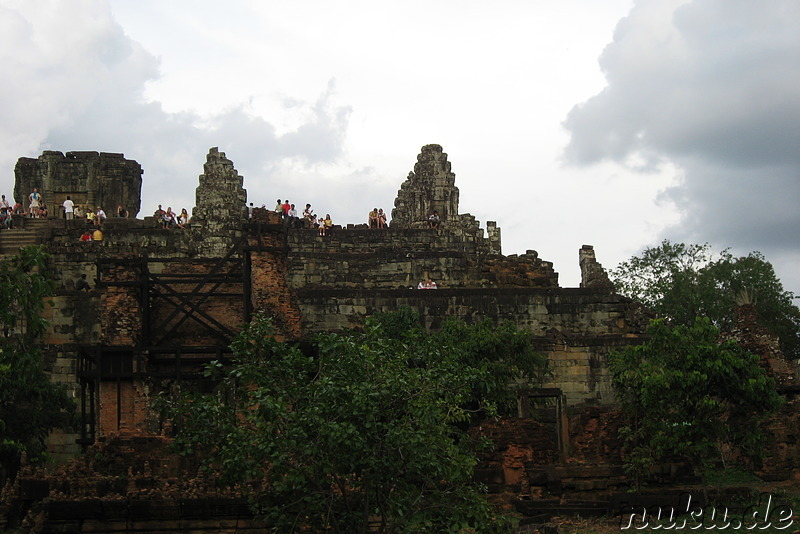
(1, 0, 798, 294)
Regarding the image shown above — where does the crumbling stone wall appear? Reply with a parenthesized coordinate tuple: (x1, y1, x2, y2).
(191, 147, 247, 257)
(579, 244, 615, 291)
(248, 210, 303, 340)
(294, 287, 646, 404)
(14, 151, 142, 218)
(284, 228, 555, 290)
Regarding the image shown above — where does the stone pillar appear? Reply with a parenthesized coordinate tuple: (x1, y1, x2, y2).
(487, 221, 502, 254)
(191, 148, 248, 256)
(579, 245, 614, 291)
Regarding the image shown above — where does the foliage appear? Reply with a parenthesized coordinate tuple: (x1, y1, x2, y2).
(610, 240, 800, 358)
(0, 246, 76, 482)
(609, 318, 783, 488)
(366, 308, 549, 416)
(157, 309, 546, 533)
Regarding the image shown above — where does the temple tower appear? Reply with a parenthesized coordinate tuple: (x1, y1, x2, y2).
(14, 151, 143, 218)
(191, 147, 248, 256)
(391, 144, 460, 228)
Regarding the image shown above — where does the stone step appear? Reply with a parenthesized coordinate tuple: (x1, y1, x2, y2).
(0, 228, 43, 254)
(16, 218, 50, 230)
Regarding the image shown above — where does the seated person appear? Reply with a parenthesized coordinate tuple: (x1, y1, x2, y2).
(75, 274, 92, 291)
(80, 231, 92, 242)
(368, 208, 378, 228)
(163, 207, 177, 228)
(377, 208, 387, 229)
(303, 204, 316, 225)
(428, 211, 440, 229)
(177, 208, 189, 228)
(288, 204, 300, 227)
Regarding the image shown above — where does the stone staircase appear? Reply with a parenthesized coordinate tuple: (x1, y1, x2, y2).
(0, 217, 50, 255)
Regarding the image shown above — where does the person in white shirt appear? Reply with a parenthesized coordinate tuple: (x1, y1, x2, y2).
(63, 196, 75, 220)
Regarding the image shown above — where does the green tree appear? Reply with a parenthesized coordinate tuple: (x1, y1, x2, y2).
(0, 246, 76, 484)
(609, 318, 783, 488)
(367, 307, 549, 416)
(158, 309, 546, 533)
(610, 240, 800, 358)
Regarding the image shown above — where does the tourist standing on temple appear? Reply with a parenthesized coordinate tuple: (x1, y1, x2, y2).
(63, 196, 75, 220)
(28, 188, 42, 218)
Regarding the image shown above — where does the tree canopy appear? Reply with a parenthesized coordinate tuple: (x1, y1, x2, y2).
(610, 240, 800, 358)
(609, 318, 782, 487)
(0, 246, 76, 484)
(158, 308, 546, 533)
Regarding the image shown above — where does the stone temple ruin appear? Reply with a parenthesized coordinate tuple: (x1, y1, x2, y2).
(0, 144, 797, 531)
(14, 151, 143, 218)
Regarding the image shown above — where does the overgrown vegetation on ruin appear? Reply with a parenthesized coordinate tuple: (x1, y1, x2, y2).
(0, 246, 76, 486)
(610, 318, 783, 489)
(157, 307, 547, 533)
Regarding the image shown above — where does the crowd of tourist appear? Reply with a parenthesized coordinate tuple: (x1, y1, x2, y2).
(153, 205, 190, 229)
(417, 279, 439, 289)
(272, 199, 335, 236)
(4, 188, 444, 244)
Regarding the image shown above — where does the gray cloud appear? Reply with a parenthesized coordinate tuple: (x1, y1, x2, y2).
(2, 1, 351, 216)
(563, 0, 800, 288)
